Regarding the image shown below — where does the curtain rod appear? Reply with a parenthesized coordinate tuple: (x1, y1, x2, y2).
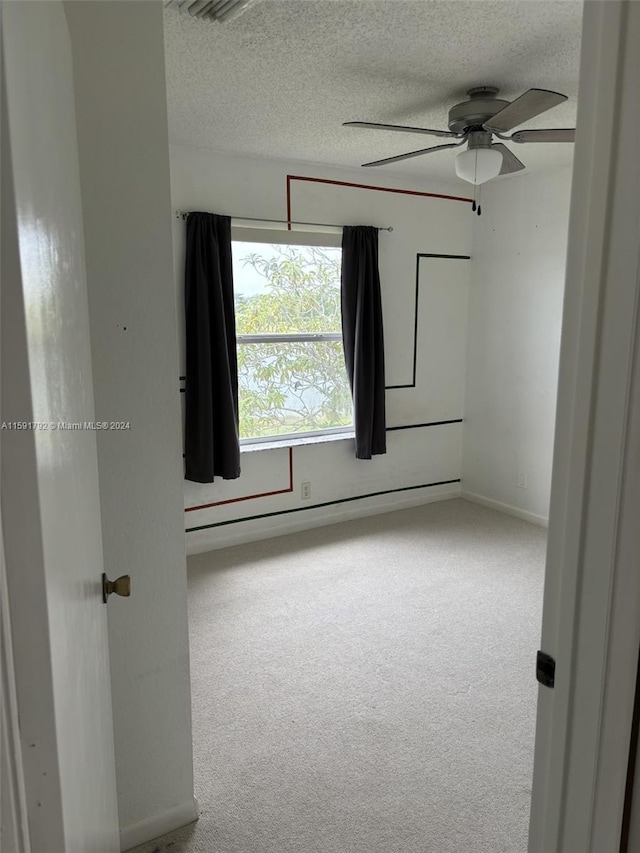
(175, 211, 393, 232)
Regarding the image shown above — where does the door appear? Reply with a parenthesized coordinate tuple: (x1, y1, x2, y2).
(528, 2, 640, 851)
(1, 2, 120, 851)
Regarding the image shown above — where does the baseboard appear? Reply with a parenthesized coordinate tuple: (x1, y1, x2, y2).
(120, 797, 199, 851)
(186, 486, 461, 554)
(460, 491, 548, 528)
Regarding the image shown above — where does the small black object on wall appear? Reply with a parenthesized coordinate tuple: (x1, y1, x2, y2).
(536, 650, 556, 688)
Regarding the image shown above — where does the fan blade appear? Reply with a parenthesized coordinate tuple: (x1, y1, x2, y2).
(492, 143, 526, 176)
(484, 89, 568, 133)
(511, 128, 575, 143)
(344, 121, 457, 139)
(362, 142, 461, 168)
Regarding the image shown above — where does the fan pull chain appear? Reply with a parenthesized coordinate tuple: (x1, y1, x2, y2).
(473, 157, 478, 212)
(470, 186, 483, 215)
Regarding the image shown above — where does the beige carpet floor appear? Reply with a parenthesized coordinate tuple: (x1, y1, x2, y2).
(132, 498, 545, 853)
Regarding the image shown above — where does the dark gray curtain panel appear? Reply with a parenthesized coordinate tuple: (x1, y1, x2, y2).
(184, 212, 240, 482)
(341, 225, 387, 459)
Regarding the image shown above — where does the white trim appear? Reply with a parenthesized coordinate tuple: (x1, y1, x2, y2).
(186, 486, 461, 555)
(119, 797, 199, 852)
(0, 514, 31, 853)
(241, 425, 353, 448)
(239, 426, 355, 450)
(459, 491, 548, 528)
(241, 429, 355, 453)
(231, 226, 342, 246)
(237, 332, 342, 344)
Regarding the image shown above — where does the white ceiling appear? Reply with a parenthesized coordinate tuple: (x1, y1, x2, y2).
(163, 0, 583, 183)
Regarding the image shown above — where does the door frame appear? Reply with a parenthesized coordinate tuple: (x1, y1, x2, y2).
(0, 505, 31, 853)
(1, 516, 30, 853)
(0, 13, 30, 851)
(528, 2, 640, 851)
(1, 15, 65, 845)
(1, 1, 120, 850)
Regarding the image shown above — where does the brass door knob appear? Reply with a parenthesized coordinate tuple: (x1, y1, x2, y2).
(102, 573, 131, 603)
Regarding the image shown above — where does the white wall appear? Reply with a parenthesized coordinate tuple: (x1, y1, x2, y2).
(170, 145, 474, 553)
(65, 2, 196, 845)
(462, 167, 573, 524)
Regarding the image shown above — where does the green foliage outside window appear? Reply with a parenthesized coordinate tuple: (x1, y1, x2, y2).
(234, 244, 353, 440)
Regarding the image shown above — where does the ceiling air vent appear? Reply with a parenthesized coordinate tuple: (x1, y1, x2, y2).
(164, 0, 260, 24)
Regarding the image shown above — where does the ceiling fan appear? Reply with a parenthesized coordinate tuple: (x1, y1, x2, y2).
(344, 86, 575, 186)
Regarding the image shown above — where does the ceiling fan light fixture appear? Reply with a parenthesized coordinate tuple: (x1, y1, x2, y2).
(455, 147, 503, 185)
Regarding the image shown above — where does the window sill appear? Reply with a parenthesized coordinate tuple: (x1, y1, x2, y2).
(240, 431, 355, 454)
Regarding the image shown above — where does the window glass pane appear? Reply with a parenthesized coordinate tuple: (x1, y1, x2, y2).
(233, 242, 342, 335)
(238, 340, 353, 440)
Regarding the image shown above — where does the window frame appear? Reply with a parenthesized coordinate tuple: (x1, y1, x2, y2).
(232, 229, 353, 446)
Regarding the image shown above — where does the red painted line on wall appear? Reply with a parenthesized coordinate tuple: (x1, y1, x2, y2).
(286, 175, 473, 218)
(185, 446, 294, 512)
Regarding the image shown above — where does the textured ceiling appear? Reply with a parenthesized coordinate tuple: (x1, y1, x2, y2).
(163, 0, 583, 183)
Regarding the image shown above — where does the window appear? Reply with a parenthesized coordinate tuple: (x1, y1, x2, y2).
(233, 238, 353, 443)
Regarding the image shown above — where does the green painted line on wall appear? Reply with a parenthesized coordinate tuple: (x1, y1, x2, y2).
(418, 254, 472, 259)
(385, 253, 471, 390)
(387, 419, 463, 431)
(186, 478, 461, 533)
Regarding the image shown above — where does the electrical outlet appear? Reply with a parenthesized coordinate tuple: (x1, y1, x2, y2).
(301, 481, 311, 500)
(517, 471, 528, 489)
